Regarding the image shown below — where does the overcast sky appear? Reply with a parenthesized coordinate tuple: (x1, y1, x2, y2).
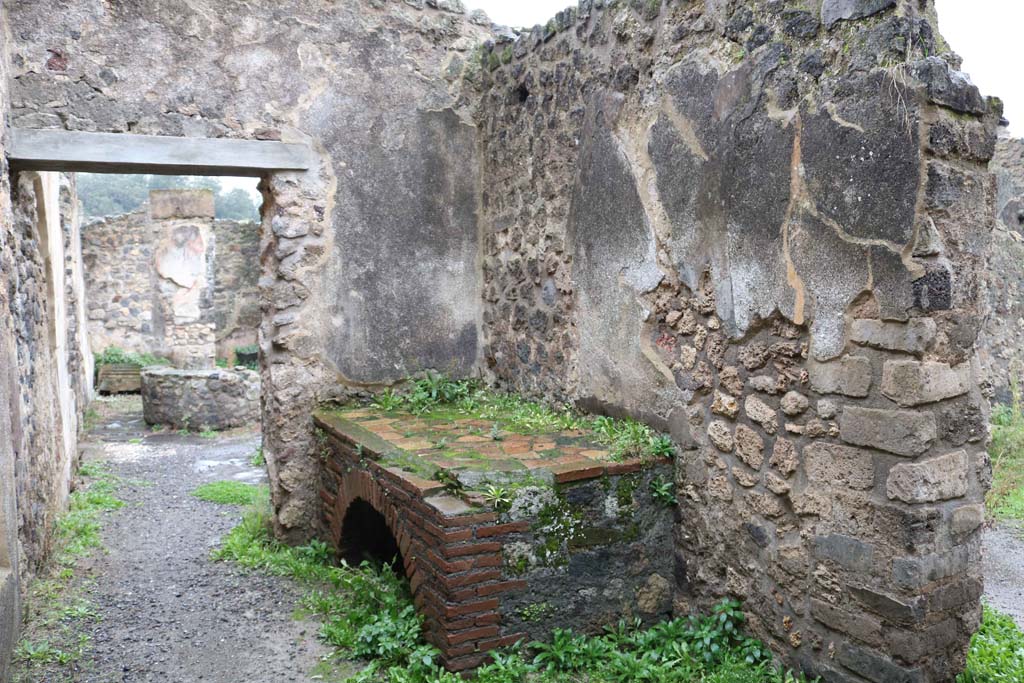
(468, 0, 1021, 135)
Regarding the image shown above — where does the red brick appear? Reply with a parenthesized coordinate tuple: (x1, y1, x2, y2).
(474, 612, 501, 625)
(553, 463, 606, 484)
(445, 654, 489, 672)
(477, 633, 529, 651)
(443, 542, 502, 558)
(449, 587, 477, 602)
(441, 570, 502, 589)
(444, 598, 499, 619)
(473, 554, 504, 569)
(476, 521, 529, 538)
(439, 512, 497, 527)
(476, 579, 527, 597)
(447, 625, 499, 646)
(604, 461, 645, 476)
(425, 549, 474, 574)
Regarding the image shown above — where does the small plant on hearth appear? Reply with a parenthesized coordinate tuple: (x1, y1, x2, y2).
(433, 470, 464, 496)
(481, 484, 513, 512)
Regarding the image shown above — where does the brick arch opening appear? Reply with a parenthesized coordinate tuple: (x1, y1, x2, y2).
(339, 498, 405, 576)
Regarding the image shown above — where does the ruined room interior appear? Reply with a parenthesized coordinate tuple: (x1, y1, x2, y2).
(1, 1, 1023, 682)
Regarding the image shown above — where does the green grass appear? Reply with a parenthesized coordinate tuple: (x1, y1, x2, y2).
(958, 605, 1024, 682)
(57, 462, 124, 560)
(191, 481, 266, 506)
(14, 460, 123, 678)
(250, 447, 266, 468)
(366, 373, 675, 462)
(215, 495, 810, 683)
(988, 394, 1024, 523)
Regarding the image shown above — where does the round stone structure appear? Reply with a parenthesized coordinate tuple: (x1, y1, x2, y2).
(141, 367, 260, 431)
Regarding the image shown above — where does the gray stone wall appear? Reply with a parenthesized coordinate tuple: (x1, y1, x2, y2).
(8, 0, 492, 541)
(141, 367, 260, 431)
(476, 2, 998, 681)
(81, 193, 260, 367)
(0, 8, 24, 678)
(978, 135, 1024, 404)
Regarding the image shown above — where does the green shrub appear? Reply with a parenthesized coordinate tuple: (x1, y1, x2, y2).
(94, 346, 169, 368)
(958, 605, 1024, 682)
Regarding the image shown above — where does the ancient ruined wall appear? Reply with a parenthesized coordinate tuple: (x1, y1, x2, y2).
(478, 1, 998, 681)
(7, 0, 492, 540)
(8, 171, 90, 579)
(82, 209, 158, 356)
(0, 6, 23, 678)
(978, 135, 1024, 404)
(210, 219, 260, 359)
(81, 190, 257, 369)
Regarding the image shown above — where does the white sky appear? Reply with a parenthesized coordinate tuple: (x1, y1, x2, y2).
(469, 0, 1021, 135)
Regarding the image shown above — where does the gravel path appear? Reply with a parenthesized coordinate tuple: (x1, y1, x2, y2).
(15, 397, 331, 682)
(984, 523, 1024, 626)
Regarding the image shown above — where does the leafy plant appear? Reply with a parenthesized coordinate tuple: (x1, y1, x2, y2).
(249, 447, 266, 468)
(373, 389, 404, 412)
(650, 476, 677, 507)
(481, 484, 513, 512)
(433, 470, 464, 496)
(958, 605, 1024, 682)
(94, 346, 169, 368)
(191, 481, 266, 506)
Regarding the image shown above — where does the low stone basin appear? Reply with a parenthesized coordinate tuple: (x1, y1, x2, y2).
(140, 367, 260, 431)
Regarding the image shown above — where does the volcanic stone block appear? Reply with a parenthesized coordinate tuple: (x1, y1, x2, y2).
(839, 406, 936, 456)
(886, 450, 969, 504)
(881, 361, 970, 407)
(849, 318, 936, 354)
(808, 356, 872, 397)
(821, 0, 896, 29)
(804, 442, 875, 490)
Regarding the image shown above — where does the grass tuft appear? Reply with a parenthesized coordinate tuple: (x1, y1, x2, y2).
(191, 481, 266, 506)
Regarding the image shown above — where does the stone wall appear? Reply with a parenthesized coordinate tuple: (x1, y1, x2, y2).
(141, 367, 260, 431)
(0, 8, 24, 677)
(82, 190, 259, 368)
(978, 134, 1024, 404)
(8, 0, 493, 541)
(476, 2, 998, 681)
(0, 162, 91, 683)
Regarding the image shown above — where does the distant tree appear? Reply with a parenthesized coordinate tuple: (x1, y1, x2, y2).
(77, 173, 260, 222)
(216, 188, 260, 222)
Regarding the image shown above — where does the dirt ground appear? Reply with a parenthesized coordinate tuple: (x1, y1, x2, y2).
(984, 521, 1024, 626)
(13, 396, 331, 682)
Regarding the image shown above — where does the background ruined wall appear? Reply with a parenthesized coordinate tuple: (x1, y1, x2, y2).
(477, 1, 999, 681)
(977, 134, 1024, 405)
(6, 0, 494, 540)
(81, 197, 260, 366)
